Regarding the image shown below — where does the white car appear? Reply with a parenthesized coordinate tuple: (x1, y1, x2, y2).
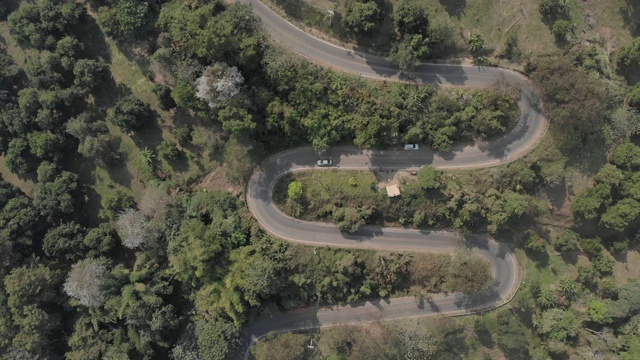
(317, 159, 333, 166)
(404, 143, 419, 150)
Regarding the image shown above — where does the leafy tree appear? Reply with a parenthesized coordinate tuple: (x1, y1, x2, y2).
(333, 206, 372, 233)
(5, 138, 30, 175)
(84, 223, 117, 257)
(4, 264, 61, 356)
(101, 254, 178, 357)
(157, 140, 179, 161)
(8, 0, 85, 48)
(64, 258, 109, 307)
(0, 287, 14, 351)
(342, 1, 382, 34)
(538, 309, 578, 342)
(33, 163, 79, 223)
(43, 222, 86, 260)
(552, 20, 572, 40)
(572, 184, 611, 220)
(172, 82, 199, 109)
(600, 198, 640, 232)
(195, 319, 240, 360)
(496, 312, 529, 358)
(552, 230, 579, 252)
(526, 233, 547, 253)
(223, 136, 255, 184)
(225, 246, 286, 308)
(109, 96, 153, 133)
(539, 0, 571, 17)
(394, 1, 429, 37)
(153, 84, 177, 111)
(65, 316, 112, 360)
(73, 59, 110, 91)
(168, 220, 223, 285)
(218, 106, 255, 135)
(97, 0, 152, 40)
(487, 191, 543, 232)
(388, 34, 429, 73)
(580, 237, 604, 256)
(577, 264, 599, 288)
(27, 131, 68, 161)
(592, 253, 615, 275)
(55, 36, 82, 71)
(417, 165, 442, 190)
(608, 281, 640, 319)
(622, 171, 640, 203)
(598, 276, 619, 299)
(170, 324, 199, 360)
(587, 299, 610, 324)
(66, 113, 109, 141)
(288, 181, 304, 201)
(629, 84, 640, 111)
(0, 196, 39, 241)
(174, 127, 192, 145)
(116, 209, 159, 250)
(617, 38, 640, 68)
(529, 56, 607, 149)
(593, 164, 624, 187)
(100, 189, 136, 220)
(611, 142, 640, 170)
(78, 134, 115, 160)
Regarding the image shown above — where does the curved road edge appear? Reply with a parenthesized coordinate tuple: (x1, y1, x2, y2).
(236, 0, 548, 357)
(241, 149, 523, 359)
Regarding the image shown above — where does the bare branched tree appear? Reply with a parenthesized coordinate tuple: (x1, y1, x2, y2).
(195, 62, 244, 109)
(116, 208, 160, 249)
(63, 258, 108, 307)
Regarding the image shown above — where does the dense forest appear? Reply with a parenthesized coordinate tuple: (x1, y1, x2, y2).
(0, 0, 640, 359)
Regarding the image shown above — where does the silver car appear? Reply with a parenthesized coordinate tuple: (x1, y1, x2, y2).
(317, 159, 332, 166)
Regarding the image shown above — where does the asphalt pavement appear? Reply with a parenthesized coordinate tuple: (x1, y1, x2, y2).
(238, 0, 548, 358)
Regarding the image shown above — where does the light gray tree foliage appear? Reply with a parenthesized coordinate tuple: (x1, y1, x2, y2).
(116, 208, 160, 249)
(195, 63, 244, 109)
(63, 259, 108, 307)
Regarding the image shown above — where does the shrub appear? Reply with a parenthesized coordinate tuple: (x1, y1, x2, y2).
(157, 140, 180, 161)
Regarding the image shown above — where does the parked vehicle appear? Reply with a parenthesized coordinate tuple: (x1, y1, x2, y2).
(317, 159, 333, 166)
(404, 144, 419, 150)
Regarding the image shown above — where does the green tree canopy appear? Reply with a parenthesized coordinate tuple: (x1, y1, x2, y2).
(97, 0, 152, 40)
(342, 1, 382, 34)
(108, 96, 153, 133)
(417, 165, 442, 190)
(539, 309, 578, 342)
(600, 198, 640, 232)
(394, 1, 429, 37)
(288, 181, 304, 201)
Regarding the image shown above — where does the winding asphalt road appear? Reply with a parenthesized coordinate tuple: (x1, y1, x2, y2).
(240, 0, 547, 357)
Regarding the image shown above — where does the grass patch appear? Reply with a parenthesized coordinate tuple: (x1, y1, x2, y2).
(264, 0, 636, 61)
(274, 169, 386, 222)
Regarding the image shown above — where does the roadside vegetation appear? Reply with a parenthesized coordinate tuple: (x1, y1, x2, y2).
(0, 0, 640, 359)
(265, 0, 638, 71)
(275, 165, 545, 234)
